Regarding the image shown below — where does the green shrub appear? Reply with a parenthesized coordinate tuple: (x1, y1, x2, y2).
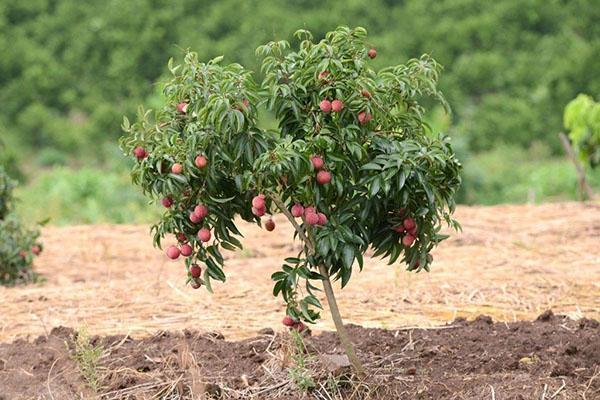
(564, 94, 600, 169)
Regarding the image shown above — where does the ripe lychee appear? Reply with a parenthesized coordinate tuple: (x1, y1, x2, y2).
(319, 99, 332, 113)
(166, 246, 180, 260)
(194, 204, 208, 219)
(190, 264, 202, 278)
(305, 212, 319, 226)
(368, 48, 377, 59)
(252, 195, 266, 209)
(304, 206, 316, 215)
(265, 218, 276, 231)
(317, 213, 328, 225)
(402, 234, 415, 247)
(198, 228, 211, 243)
(189, 212, 202, 224)
(392, 225, 405, 233)
(191, 281, 202, 289)
(31, 245, 41, 256)
(195, 155, 208, 169)
(403, 218, 416, 231)
(311, 156, 324, 170)
(318, 71, 329, 80)
(361, 89, 371, 98)
(161, 196, 173, 208)
(291, 203, 304, 218)
(171, 163, 183, 174)
(252, 206, 266, 217)
(331, 99, 344, 113)
(358, 111, 373, 125)
(176, 102, 188, 114)
(133, 146, 147, 160)
(282, 315, 296, 327)
(180, 244, 193, 257)
(316, 170, 332, 185)
(176, 232, 187, 243)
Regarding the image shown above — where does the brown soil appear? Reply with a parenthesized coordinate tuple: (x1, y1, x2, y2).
(0, 312, 598, 399)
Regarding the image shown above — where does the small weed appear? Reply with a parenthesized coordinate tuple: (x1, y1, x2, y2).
(70, 327, 103, 392)
(287, 330, 316, 392)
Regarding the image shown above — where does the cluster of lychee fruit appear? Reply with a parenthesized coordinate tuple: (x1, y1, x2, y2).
(311, 155, 331, 185)
(392, 216, 418, 247)
(282, 315, 307, 332)
(19, 245, 42, 260)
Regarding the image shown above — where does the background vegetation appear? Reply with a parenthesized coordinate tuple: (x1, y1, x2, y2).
(1, 0, 599, 224)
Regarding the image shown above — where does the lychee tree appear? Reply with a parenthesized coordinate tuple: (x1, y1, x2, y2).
(120, 26, 461, 374)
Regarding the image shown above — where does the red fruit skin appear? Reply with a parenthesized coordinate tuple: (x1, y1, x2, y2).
(171, 163, 183, 174)
(319, 99, 332, 113)
(31, 245, 41, 256)
(311, 156, 324, 170)
(368, 48, 377, 59)
(252, 206, 266, 217)
(176, 102, 188, 113)
(318, 71, 329, 80)
(331, 99, 344, 113)
(19, 250, 27, 258)
(316, 170, 332, 185)
(291, 204, 304, 218)
(190, 264, 202, 278)
(317, 213, 328, 225)
(176, 233, 187, 243)
(180, 244, 193, 257)
(304, 206, 316, 215)
(166, 246, 181, 260)
(161, 196, 173, 208)
(198, 228, 211, 243)
(407, 226, 418, 236)
(402, 234, 415, 247)
(292, 322, 307, 332)
(403, 218, 416, 231)
(358, 111, 373, 125)
(361, 89, 371, 98)
(191, 281, 202, 289)
(282, 316, 296, 327)
(252, 196, 266, 209)
(133, 146, 147, 160)
(195, 155, 208, 169)
(305, 212, 319, 226)
(194, 204, 208, 219)
(189, 212, 202, 224)
(265, 219, 276, 232)
(392, 225, 405, 233)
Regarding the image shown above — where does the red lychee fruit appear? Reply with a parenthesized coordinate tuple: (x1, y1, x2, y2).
(402, 234, 415, 247)
(317, 213, 328, 225)
(358, 111, 373, 125)
(368, 48, 377, 59)
(191, 281, 201, 289)
(291, 204, 304, 218)
(166, 245, 181, 260)
(180, 244, 193, 257)
(311, 156, 324, 170)
(133, 146, 147, 160)
(198, 228, 211, 243)
(304, 206, 316, 215)
(252, 195, 266, 209)
(292, 322, 307, 332)
(195, 155, 208, 169)
(331, 99, 344, 113)
(19, 250, 27, 258)
(252, 206, 266, 217)
(316, 170, 332, 185)
(171, 163, 183, 174)
(282, 315, 296, 327)
(265, 218, 276, 232)
(361, 89, 371, 98)
(392, 225, 405, 233)
(403, 218, 416, 231)
(194, 204, 208, 219)
(305, 212, 319, 226)
(319, 99, 332, 113)
(31, 245, 41, 256)
(190, 264, 202, 278)
(177, 102, 188, 114)
(189, 212, 202, 224)
(161, 196, 173, 208)
(176, 233, 187, 243)
(318, 71, 330, 80)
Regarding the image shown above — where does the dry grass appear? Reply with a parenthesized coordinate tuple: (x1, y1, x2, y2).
(1, 202, 599, 343)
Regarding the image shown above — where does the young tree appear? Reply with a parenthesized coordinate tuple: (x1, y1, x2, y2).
(120, 26, 461, 374)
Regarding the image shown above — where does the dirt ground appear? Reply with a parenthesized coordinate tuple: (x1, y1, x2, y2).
(1, 202, 598, 343)
(0, 312, 599, 399)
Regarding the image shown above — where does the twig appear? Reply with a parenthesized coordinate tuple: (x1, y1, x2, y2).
(489, 385, 496, 400)
(549, 379, 565, 399)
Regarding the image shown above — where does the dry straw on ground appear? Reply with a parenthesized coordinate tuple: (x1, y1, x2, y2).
(1, 202, 599, 342)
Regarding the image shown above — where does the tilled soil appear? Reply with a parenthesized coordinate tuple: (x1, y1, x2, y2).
(1, 312, 598, 399)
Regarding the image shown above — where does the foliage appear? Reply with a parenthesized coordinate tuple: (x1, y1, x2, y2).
(70, 327, 103, 393)
(120, 27, 461, 323)
(564, 94, 600, 169)
(0, 166, 42, 285)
